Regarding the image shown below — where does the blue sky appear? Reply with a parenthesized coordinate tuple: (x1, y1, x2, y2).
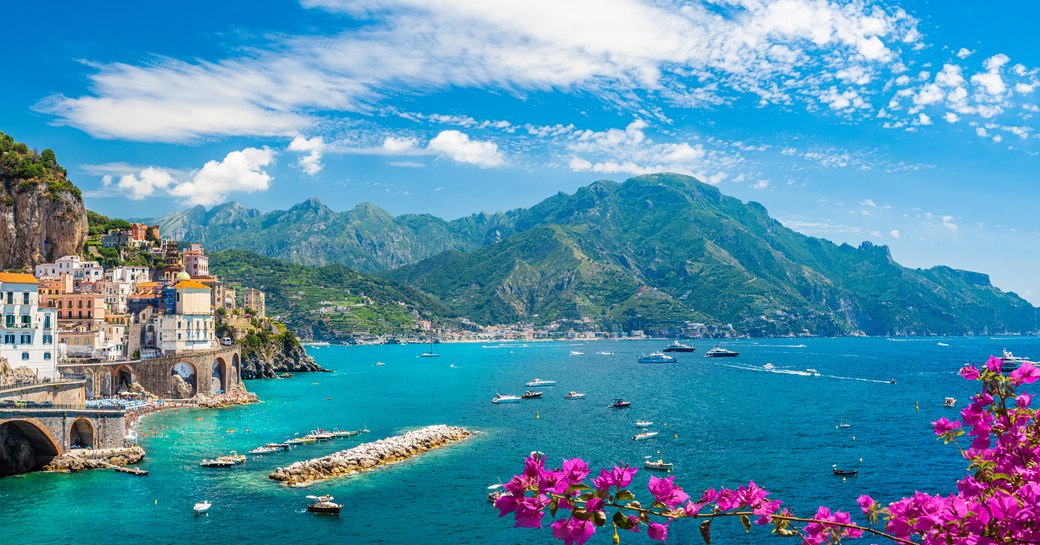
(4, 0, 1040, 303)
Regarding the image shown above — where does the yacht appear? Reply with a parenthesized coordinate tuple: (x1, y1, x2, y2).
(310, 429, 335, 441)
(637, 352, 676, 364)
(763, 363, 775, 370)
(248, 445, 280, 455)
(609, 399, 632, 409)
(264, 442, 291, 451)
(492, 393, 522, 404)
(332, 428, 360, 438)
(193, 501, 212, 515)
(521, 390, 543, 399)
(199, 458, 235, 468)
(221, 451, 246, 464)
(644, 453, 672, 471)
(564, 391, 586, 400)
(569, 351, 584, 356)
(306, 495, 343, 515)
(526, 378, 557, 387)
(944, 397, 957, 408)
(419, 338, 439, 358)
(662, 341, 696, 353)
(635, 420, 653, 428)
(1000, 348, 1033, 371)
(633, 431, 659, 441)
(805, 368, 820, 376)
(704, 347, 740, 358)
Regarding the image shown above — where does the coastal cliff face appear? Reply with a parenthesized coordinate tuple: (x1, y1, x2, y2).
(239, 331, 327, 379)
(0, 131, 87, 269)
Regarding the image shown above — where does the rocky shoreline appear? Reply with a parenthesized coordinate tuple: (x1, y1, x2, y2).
(269, 425, 473, 486)
(44, 445, 145, 472)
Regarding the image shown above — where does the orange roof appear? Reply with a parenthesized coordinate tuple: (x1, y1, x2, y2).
(136, 281, 161, 288)
(0, 272, 39, 284)
(175, 280, 210, 290)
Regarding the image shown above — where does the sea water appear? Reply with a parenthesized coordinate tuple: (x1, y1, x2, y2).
(1, 336, 1033, 544)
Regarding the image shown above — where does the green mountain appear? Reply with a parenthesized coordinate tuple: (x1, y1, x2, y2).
(388, 174, 1036, 336)
(155, 198, 516, 272)
(207, 249, 451, 340)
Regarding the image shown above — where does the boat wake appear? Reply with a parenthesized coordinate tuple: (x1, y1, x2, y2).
(751, 344, 807, 348)
(717, 363, 894, 384)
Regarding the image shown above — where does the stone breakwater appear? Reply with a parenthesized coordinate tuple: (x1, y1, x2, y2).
(44, 446, 146, 472)
(269, 425, 472, 486)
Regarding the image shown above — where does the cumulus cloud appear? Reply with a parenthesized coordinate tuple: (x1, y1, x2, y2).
(426, 130, 504, 167)
(109, 147, 276, 205)
(889, 228, 901, 238)
(287, 135, 326, 175)
(956, 48, 974, 59)
(37, 0, 923, 141)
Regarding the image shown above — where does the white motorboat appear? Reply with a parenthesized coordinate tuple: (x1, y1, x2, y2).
(193, 500, 212, 515)
(805, 368, 820, 376)
(637, 352, 675, 364)
(633, 431, 659, 441)
(569, 351, 584, 356)
(635, 420, 654, 428)
(248, 446, 280, 455)
(492, 393, 522, 404)
(526, 378, 557, 387)
(944, 397, 957, 408)
(1001, 349, 1033, 371)
(704, 347, 740, 358)
(564, 391, 586, 399)
(763, 363, 775, 370)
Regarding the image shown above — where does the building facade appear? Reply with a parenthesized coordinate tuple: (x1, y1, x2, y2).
(242, 287, 265, 317)
(0, 273, 59, 379)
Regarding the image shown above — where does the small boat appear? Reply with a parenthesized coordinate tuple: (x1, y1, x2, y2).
(332, 428, 360, 438)
(248, 446, 280, 455)
(637, 352, 676, 364)
(596, 351, 614, 356)
(633, 431, 659, 441)
(564, 391, 586, 400)
(635, 420, 654, 428)
(569, 351, 584, 356)
(644, 454, 672, 471)
(193, 500, 212, 514)
(944, 397, 957, 408)
(526, 378, 557, 387)
(763, 363, 775, 370)
(806, 368, 820, 376)
(310, 429, 335, 441)
(287, 436, 317, 445)
(521, 391, 543, 399)
(419, 339, 439, 358)
(937, 342, 950, 347)
(609, 399, 632, 409)
(306, 495, 343, 514)
(662, 341, 696, 353)
(836, 420, 851, 429)
(221, 452, 246, 464)
(374, 362, 385, 367)
(704, 347, 739, 358)
(832, 464, 858, 476)
(199, 458, 236, 468)
(265, 442, 291, 451)
(492, 393, 522, 404)
(278, 373, 293, 378)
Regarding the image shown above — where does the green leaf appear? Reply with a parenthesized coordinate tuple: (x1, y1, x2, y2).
(616, 490, 635, 501)
(580, 492, 594, 501)
(699, 520, 712, 544)
(550, 497, 560, 518)
(572, 509, 592, 521)
(740, 515, 751, 533)
(614, 511, 636, 530)
(593, 511, 608, 527)
(570, 483, 594, 492)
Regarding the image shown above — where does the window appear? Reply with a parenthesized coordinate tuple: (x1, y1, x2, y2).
(43, 334, 52, 344)
(22, 292, 29, 304)
(21, 352, 28, 360)
(43, 315, 50, 328)
(21, 315, 30, 327)
(4, 315, 12, 327)
(5, 292, 11, 304)
(3, 334, 13, 344)
(78, 311, 83, 319)
(43, 352, 51, 360)
(20, 334, 31, 344)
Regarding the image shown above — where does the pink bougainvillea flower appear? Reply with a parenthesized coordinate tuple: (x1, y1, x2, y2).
(932, 417, 962, 435)
(592, 465, 637, 490)
(960, 364, 981, 380)
(1009, 361, 1040, 385)
(1017, 393, 1033, 408)
(857, 494, 876, 514)
(647, 522, 669, 542)
(561, 458, 590, 484)
(551, 517, 596, 545)
(986, 355, 1003, 374)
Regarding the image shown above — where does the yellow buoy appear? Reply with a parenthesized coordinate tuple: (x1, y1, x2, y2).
(154, 499, 157, 505)
(536, 410, 540, 419)
(674, 434, 678, 439)
(915, 402, 919, 412)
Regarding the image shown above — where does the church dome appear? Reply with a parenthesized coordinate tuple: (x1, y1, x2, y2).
(175, 271, 191, 281)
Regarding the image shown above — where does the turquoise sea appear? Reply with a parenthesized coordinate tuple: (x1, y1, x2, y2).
(2, 337, 1036, 544)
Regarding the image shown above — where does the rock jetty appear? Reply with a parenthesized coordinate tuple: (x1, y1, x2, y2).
(269, 425, 472, 486)
(44, 445, 145, 472)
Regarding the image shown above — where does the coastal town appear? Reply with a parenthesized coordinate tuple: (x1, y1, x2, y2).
(0, 222, 266, 474)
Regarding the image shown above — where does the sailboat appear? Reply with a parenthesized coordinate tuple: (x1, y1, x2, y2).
(419, 337, 439, 358)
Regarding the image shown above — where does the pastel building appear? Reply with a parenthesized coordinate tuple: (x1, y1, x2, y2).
(0, 273, 59, 379)
(34, 255, 104, 282)
(242, 287, 265, 317)
(155, 275, 215, 353)
(182, 244, 209, 277)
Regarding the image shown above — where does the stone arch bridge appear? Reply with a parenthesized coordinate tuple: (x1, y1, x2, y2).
(59, 346, 242, 400)
(0, 408, 125, 476)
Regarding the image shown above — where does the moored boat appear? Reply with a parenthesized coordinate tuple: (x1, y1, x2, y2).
(492, 393, 522, 404)
(221, 451, 246, 464)
(609, 399, 631, 409)
(564, 391, 586, 400)
(310, 429, 335, 441)
(278, 373, 293, 378)
(193, 500, 212, 514)
(332, 428, 360, 438)
(704, 347, 740, 358)
(569, 351, 584, 356)
(633, 431, 659, 441)
(1000, 348, 1033, 371)
(199, 458, 235, 468)
(944, 397, 957, 408)
(306, 495, 343, 514)
(662, 341, 696, 353)
(637, 352, 675, 364)
(521, 391, 543, 399)
(265, 442, 291, 451)
(832, 464, 858, 476)
(526, 378, 557, 387)
(248, 446, 280, 455)
(287, 436, 317, 445)
(635, 420, 653, 428)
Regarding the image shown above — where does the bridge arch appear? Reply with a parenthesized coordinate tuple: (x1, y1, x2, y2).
(113, 364, 135, 393)
(69, 417, 95, 449)
(232, 353, 241, 386)
(171, 361, 198, 398)
(211, 357, 228, 394)
(84, 370, 96, 399)
(0, 418, 63, 476)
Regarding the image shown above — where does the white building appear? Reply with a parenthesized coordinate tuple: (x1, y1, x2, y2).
(0, 273, 59, 379)
(155, 276, 215, 353)
(109, 266, 151, 284)
(35, 255, 104, 282)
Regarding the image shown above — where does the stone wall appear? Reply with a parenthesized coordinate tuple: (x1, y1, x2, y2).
(0, 381, 85, 405)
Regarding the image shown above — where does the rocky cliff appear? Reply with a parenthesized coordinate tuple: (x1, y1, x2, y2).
(0, 131, 88, 269)
(239, 329, 328, 379)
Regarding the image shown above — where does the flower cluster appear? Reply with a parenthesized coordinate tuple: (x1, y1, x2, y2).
(494, 354, 1040, 543)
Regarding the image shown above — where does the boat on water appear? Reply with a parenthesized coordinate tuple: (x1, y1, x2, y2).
(836, 420, 851, 429)
(633, 431, 659, 441)
(635, 420, 654, 428)
(1000, 348, 1033, 371)
(944, 397, 957, 408)
(609, 399, 632, 409)
(374, 362, 385, 367)
(526, 378, 557, 387)
(492, 393, 522, 404)
(332, 428, 360, 438)
(806, 368, 820, 376)
(521, 391, 543, 399)
(569, 351, 584, 356)
(937, 342, 950, 347)
(248, 446, 280, 455)
(306, 495, 343, 515)
(278, 373, 293, 378)
(419, 338, 440, 358)
(596, 351, 614, 356)
(310, 429, 335, 441)
(265, 442, 291, 451)
(565, 391, 587, 400)
(644, 454, 672, 471)
(222, 451, 246, 464)
(763, 363, 775, 370)
(193, 501, 212, 515)
(199, 458, 236, 468)
(832, 464, 858, 476)
(637, 352, 675, 364)
(704, 347, 740, 358)
(662, 341, 696, 353)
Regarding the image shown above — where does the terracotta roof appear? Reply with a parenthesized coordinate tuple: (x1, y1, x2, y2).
(174, 280, 210, 290)
(0, 272, 39, 284)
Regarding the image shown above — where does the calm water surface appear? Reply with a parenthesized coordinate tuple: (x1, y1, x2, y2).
(2, 337, 1035, 544)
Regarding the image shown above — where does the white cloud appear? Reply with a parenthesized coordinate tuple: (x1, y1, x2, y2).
(426, 130, 505, 168)
(941, 215, 958, 231)
(859, 199, 877, 208)
(943, 112, 959, 123)
(287, 135, 326, 175)
(955, 48, 974, 60)
(917, 113, 932, 125)
(382, 136, 421, 153)
(111, 167, 175, 200)
(387, 160, 426, 168)
(169, 147, 276, 205)
(889, 229, 901, 238)
(38, 0, 922, 141)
